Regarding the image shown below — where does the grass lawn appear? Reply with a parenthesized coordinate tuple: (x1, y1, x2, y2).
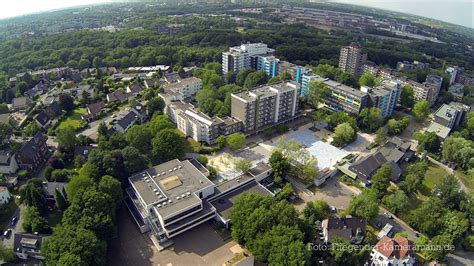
(0, 200, 18, 231)
(421, 162, 449, 192)
(455, 170, 473, 192)
(57, 108, 86, 131)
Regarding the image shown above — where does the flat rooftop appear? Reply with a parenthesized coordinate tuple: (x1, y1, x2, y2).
(129, 159, 214, 218)
(232, 81, 297, 102)
(210, 181, 272, 221)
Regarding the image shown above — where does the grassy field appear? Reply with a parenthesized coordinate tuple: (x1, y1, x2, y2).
(57, 108, 86, 131)
(422, 162, 449, 191)
(455, 170, 474, 192)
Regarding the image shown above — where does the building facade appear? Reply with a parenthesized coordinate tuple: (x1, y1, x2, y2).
(162, 77, 202, 100)
(222, 43, 274, 74)
(366, 80, 401, 118)
(16, 133, 49, 170)
(0, 151, 19, 175)
(371, 236, 415, 266)
(231, 81, 299, 132)
(338, 43, 367, 77)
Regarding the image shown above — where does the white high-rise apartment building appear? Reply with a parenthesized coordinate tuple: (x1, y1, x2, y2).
(222, 43, 274, 74)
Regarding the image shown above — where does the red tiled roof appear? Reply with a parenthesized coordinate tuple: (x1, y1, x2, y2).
(374, 236, 414, 259)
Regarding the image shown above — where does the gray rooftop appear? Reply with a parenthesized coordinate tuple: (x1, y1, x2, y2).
(426, 122, 451, 139)
(129, 159, 214, 218)
(232, 81, 297, 102)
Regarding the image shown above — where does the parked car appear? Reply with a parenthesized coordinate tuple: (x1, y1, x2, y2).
(10, 217, 17, 226)
(383, 212, 393, 219)
(3, 229, 12, 238)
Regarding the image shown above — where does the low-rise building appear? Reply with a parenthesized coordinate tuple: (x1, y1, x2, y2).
(13, 233, 46, 260)
(82, 101, 106, 122)
(34, 110, 51, 129)
(112, 103, 148, 133)
(322, 217, 366, 244)
(11, 97, 32, 111)
(396, 60, 429, 72)
(16, 133, 49, 170)
(126, 83, 144, 96)
(371, 236, 415, 266)
(74, 145, 94, 160)
(231, 81, 299, 133)
(0, 186, 11, 204)
(42, 182, 67, 207)
(0, 150, 19, 175)
(106, 90, 130, 104)
(426, 102, 471, 139)
(126, 159, 217, 241)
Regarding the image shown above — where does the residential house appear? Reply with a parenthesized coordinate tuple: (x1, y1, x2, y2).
(112, 103, 148, 133)
(46, 102, 62, 118)
(16, 133, 49, 170)
(11, 97, 32, 111)
(144, 78, 161, 89)
(164, 72, 181, 84)
(371, 236, 415, 266)
(13, 233, 46, 260)
(63, 85, 94, 100)
(34, 110, 51, 129)
(0, 186, 11, 204)
(42, 182, 67, 207)
(0, 150, 18, 175)
(74, 145, 94, 160)
(126, 83, 144, 96)
(82, 101, 106, 122)
(322, 217, 366, 244)
(106, 90, 130, 104)
(24, 81, 47, 99)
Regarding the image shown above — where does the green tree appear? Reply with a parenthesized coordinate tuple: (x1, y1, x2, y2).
(226, 132, 246, 151)
(234, 158, 252, 173)
(148, 114, 174, 135)
(122, 146, 148, 175)
(151, 129, 185, 163)
(349, 189, 379, 220)
(408, 198, 445, 237)
(303, 200, 330, 225)
(269, 150, 290, 184)
(414, 131, 440, 153)
(413, 100, 430, 120)
(442, 211, 469, 242)
(423, 234, 453, 261)
(243, 71, 268, 89)
(441, 136, 474, 169)
(43, 225, 107, 266)
(22, 206, 50, 233)
(236, 68, 255, 86)
(436, 175, 463, 209)
(59, 94, 75, 112)
(0, 243, 17, 263)
(330, 237, 368, 264)
(126, 125, 153, 154)
(382, 190, 409, 215)
(147, 96, 165, 116)
(19, 179, 47, 214)
(371, 163, 392, 198)
(56, 126, 78, 153)
(332, 122, 357, 147)
(358, 108, 383, 133)
(359, 72, 377, 87)
(400, 85, 415, 109)
(308, 80, 330, 106)
(387, 117, 410, 135)
(55, 188, 69, 211)
(327, 112, 357, 131)
(97, 122, 109, 139)
(98, 175, 123, 209)
(375, 127, 388, 145)
(0, 122, 12, 140)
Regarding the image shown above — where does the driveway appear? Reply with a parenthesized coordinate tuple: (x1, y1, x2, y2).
(79, 114, 116, 140)
(108, 207, 238, 266)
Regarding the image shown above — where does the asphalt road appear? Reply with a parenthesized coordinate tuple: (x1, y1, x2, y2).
(1, 204, 23, 248)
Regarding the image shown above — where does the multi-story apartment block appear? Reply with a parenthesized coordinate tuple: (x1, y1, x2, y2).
(426, 102, 470, 140)
(339, 43, 367, 77)
(424, 74, 443, 105)
(231, 81, 299, 132)
(277, 61, 310, 83)
(222, 43, 274, 74)
(362, 62, 394, 80)
(364, 80, 401, 118)
(162, 77, 202, 100)
(396, 60, 429, 72)
(255, 55, 279, 78)
(448, 83, 465, 101)
(446, 66, 463, 86)
(398, 74, 443, 107)
(168, 101, 242, 145)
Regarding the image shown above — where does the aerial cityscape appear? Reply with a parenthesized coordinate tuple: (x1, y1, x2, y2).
(0, 0, 473, 265)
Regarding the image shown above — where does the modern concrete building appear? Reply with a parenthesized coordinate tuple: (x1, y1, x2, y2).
(448, 83, 465, 101)
(162, 77, 202, 100)
(125, 159, 273, 247)
(338, 43, 367, 77)
(398, 75, 442, 107)
(426, 102, 470, 140)
(222, 43, 274, 74)
(127, 159, 216, 242)
(255, 55, 279, 78)
(423, 74, 443, 105)
(396, 60, 429, 72)
(254, 56, 310, 83)
(231, 81, 299, 133)
(168, 101, 242, 145)
(364, 80, 401, 118)
(320, 78, 369, 114)
(446, 66, 463, 86)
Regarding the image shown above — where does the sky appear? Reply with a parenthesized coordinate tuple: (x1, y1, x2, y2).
(0, 0, 111, 19)
(0, 1, 472, 29)
(333, 0, 474, 28)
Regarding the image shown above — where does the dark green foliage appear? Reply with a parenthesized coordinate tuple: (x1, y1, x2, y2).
(382, 190, 409, 215)
(19, 179, 47, 214)
(226, 132, 246, 151)
(370, 163, 392, 198)
(243, 70, 268, 89)
(348, 189, 379, 221)
(146, 96, 165, 116)
(414, 131, 441, 153)
(399, 85, 415, 109)
(152, 128, 186, 163)
(229, 193, 309, 265)
(387, 117, 410, 135)
(358, 108, 383, 133)
(269, 150, 290, 184)
(55, 189, 68, 211)
(327, 112, 357, 131)
(22, 206, 51, 234)
(303, 200, 330, 225)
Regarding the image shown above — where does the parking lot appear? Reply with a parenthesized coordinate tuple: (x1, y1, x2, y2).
(108, 207, 239, 266)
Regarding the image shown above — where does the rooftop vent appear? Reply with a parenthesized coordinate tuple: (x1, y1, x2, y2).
(182, 194, 186, 198)
(162, 202, 167, 206)
(176, 196, 180, 200)
(162, 172, 166, 175)
(187, 192, 191, 196)
(173, 167, 178, 171)
(168, 200, 172, 204)
(157, 174, 160, 177)
(153, 189, 158, 192)
(178, 165, 182, 169)
(158, 195, 163, 199)
(157, 204, 161, 208)
(145, 180, 150, 183)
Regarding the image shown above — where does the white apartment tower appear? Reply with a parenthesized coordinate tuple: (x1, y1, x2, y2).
(339, 43, 367, 77)
(222, 43, 274, 74)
